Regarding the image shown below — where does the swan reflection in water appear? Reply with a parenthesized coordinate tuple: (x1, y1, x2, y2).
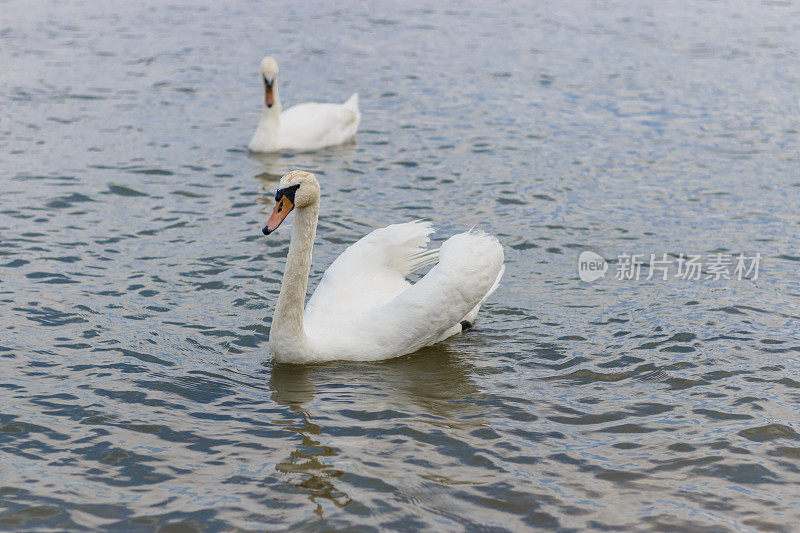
(268, 344, 488, 517)
(249, 143, 358, 187)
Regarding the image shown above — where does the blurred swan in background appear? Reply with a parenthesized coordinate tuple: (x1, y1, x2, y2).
(262, 170, 505, 363)
(248, 57, 360, 152)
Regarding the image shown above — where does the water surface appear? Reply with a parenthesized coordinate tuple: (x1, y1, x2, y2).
(1, 0, 800, 530)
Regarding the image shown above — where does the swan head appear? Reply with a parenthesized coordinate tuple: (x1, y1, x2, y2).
(262, 170, 320, 235)
(259, 56, 279, 108)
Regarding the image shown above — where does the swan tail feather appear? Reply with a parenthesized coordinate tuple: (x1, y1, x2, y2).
(456, 263, 505, 331)
(486, 263, 505, 299)
(344, 92, 359, 110)
(342, 93, 360, 140)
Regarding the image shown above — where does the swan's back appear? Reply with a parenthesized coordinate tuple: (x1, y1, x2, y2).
(279, 93, 360, 151)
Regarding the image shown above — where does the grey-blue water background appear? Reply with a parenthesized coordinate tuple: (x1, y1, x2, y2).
(2, 0, 800, 530)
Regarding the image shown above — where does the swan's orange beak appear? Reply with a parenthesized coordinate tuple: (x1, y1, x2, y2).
(265, 86, 274, 108)
(264, 77, 274, 108)
(263, 196, 293, 235)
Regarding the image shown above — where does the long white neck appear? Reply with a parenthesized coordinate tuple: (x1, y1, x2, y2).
(269, 199, 318, 359)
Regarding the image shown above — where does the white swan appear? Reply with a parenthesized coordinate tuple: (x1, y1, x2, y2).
(248, 57, 361, 152)
(263, 170, 505, 363)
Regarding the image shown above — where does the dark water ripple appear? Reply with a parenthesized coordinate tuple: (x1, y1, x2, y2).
(2, 0, 800, 530)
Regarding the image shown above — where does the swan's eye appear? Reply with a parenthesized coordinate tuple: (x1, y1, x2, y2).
(263, 75, 273, 89)
(275, 184, 301, 203)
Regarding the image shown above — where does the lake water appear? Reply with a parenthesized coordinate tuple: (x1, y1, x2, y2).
(2, 0, 800, 530)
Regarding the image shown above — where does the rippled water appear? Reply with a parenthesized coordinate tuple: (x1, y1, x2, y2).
(2, 0, 800, 530)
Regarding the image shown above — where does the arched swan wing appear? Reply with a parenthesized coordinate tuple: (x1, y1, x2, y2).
(304, 221, 438, 328)
(307, 230, 504, 361)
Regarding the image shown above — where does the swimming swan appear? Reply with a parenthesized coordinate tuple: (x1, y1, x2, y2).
(248, 57, 361, 152)
(263, 170, 505, 363)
